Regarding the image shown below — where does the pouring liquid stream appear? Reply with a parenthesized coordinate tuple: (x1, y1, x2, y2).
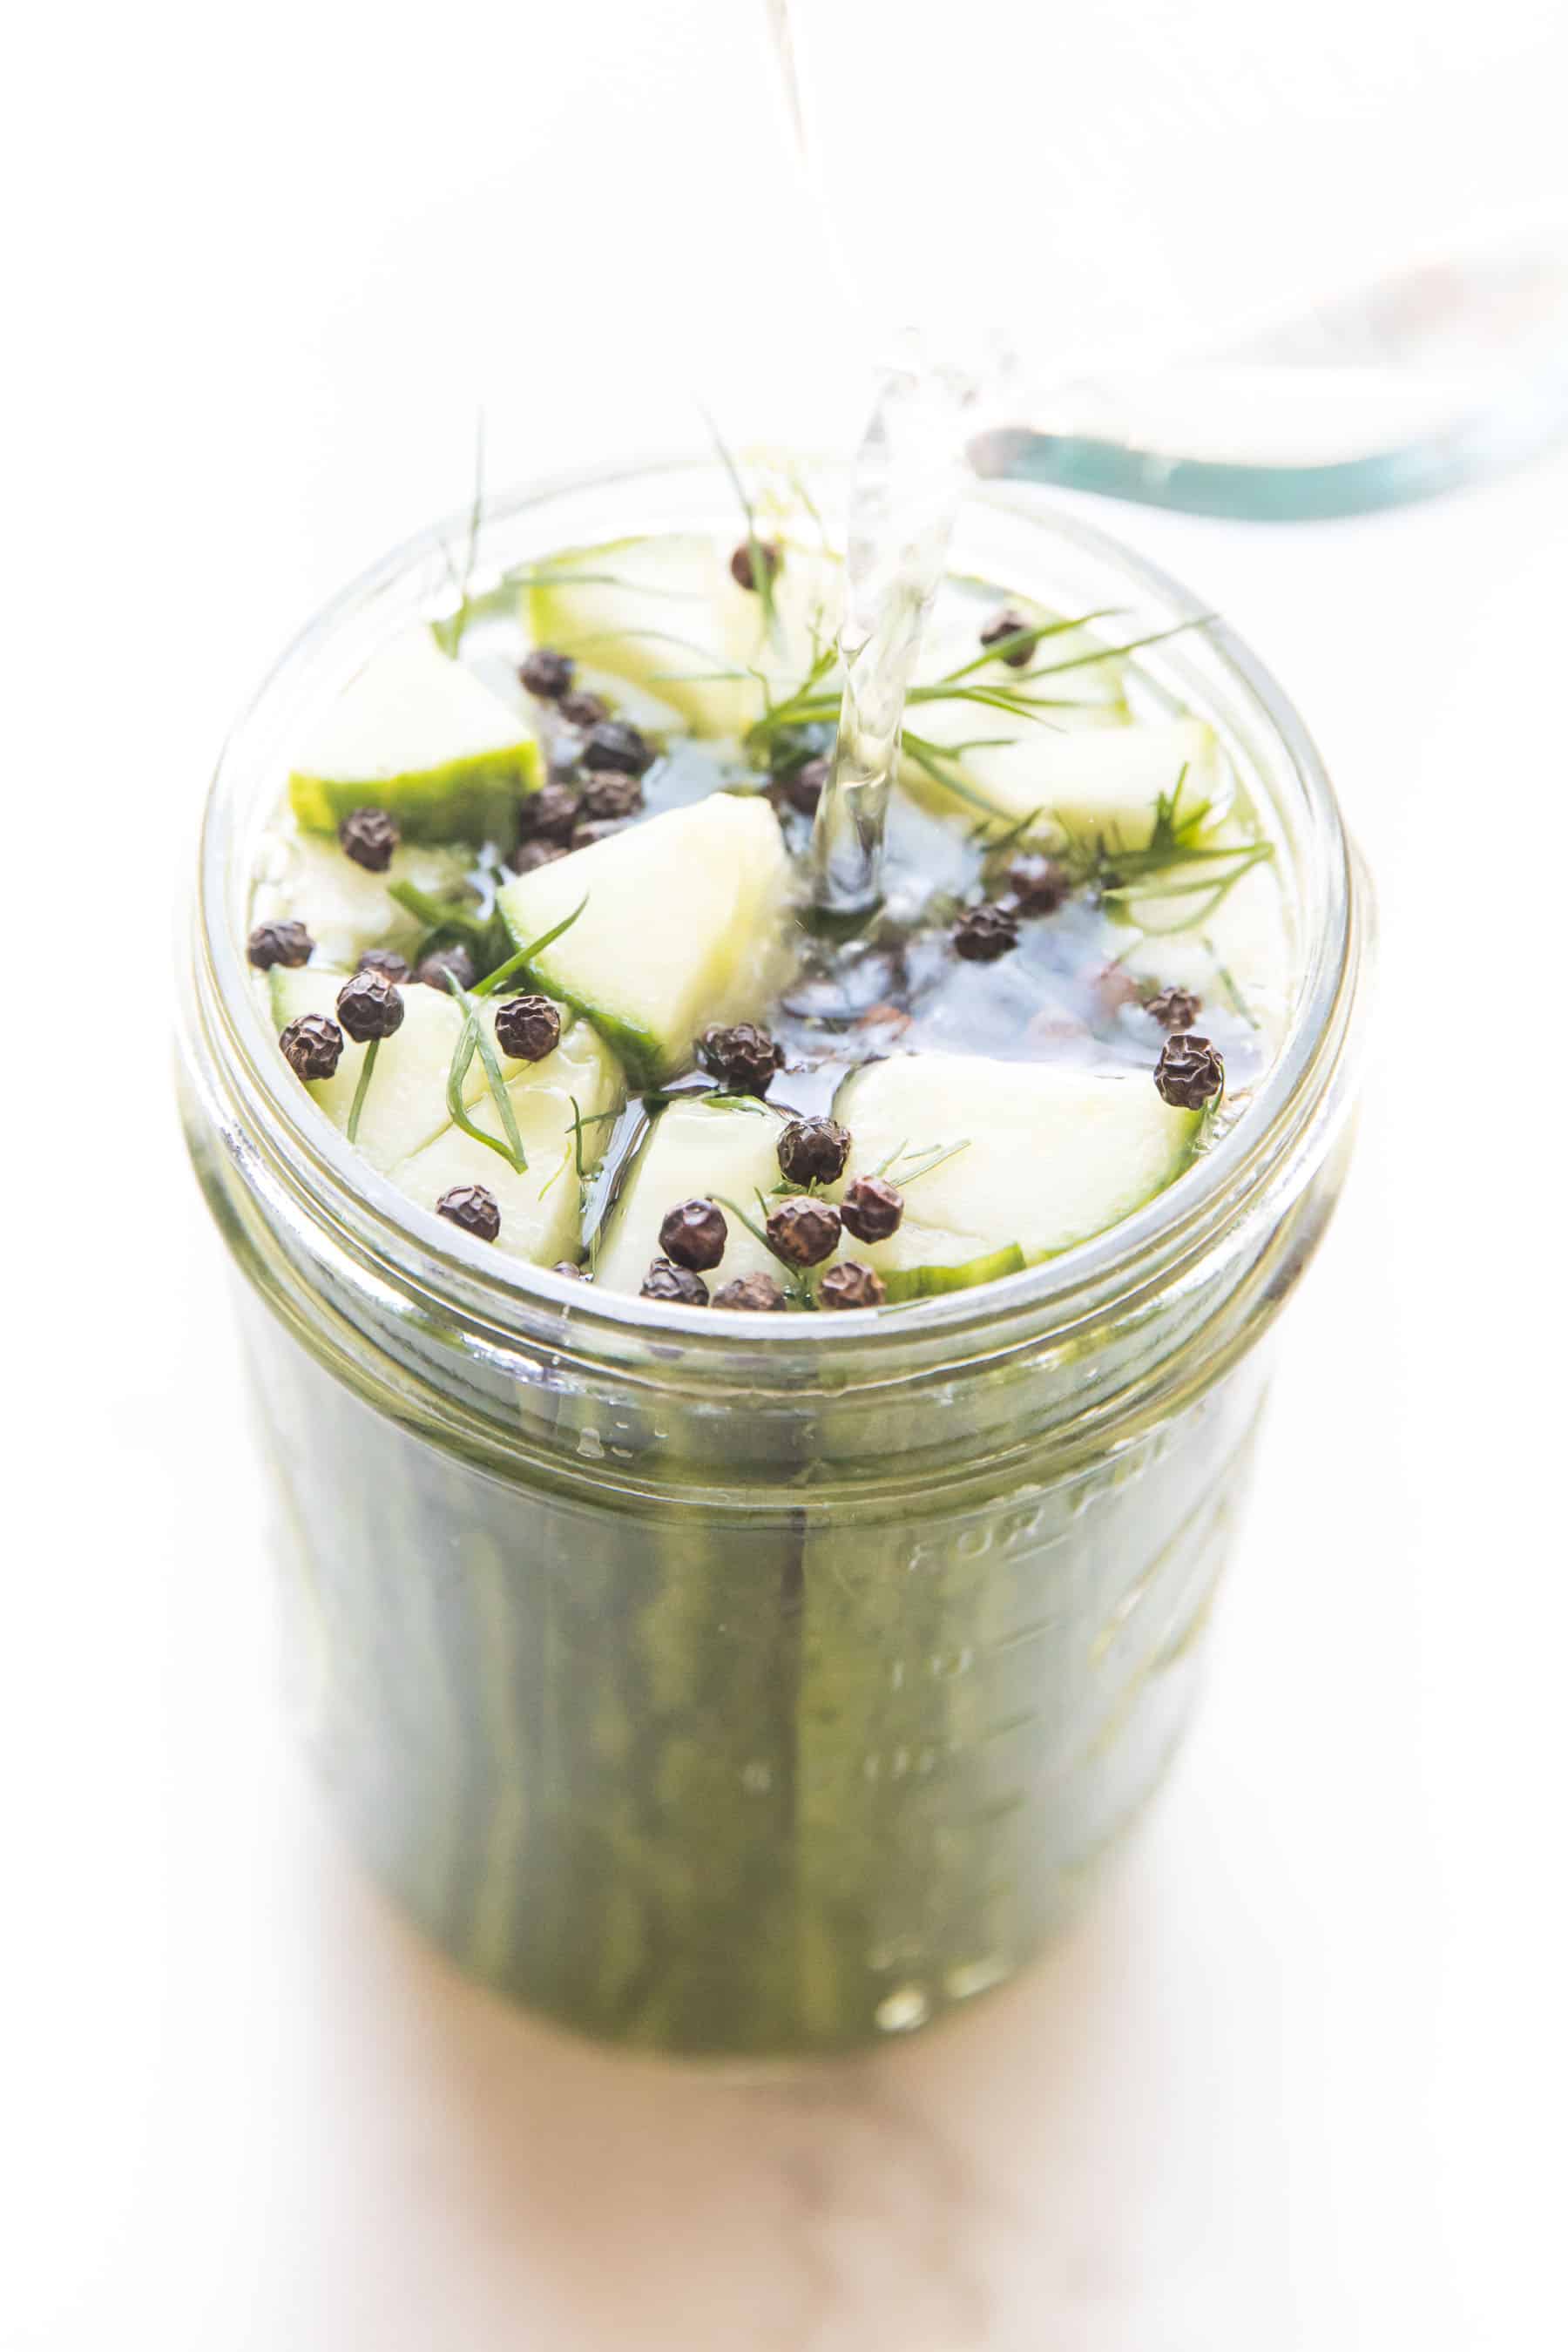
(808, 358, 983, 920)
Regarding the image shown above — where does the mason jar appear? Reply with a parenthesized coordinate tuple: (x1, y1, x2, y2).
(177, 456, 1372, 2058)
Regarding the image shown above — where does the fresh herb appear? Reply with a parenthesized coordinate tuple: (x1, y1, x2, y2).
(703, 409, 781, 645)
(471, 896, 589, 999)
(432, 415, 487, 657)
(1058, 768, 1275, 936)
(345, 1037, 381, 1146)
(870, 1137, 972, 1187)
(441, 976, 527, 1175)
(1207, 941, 1259, 1028)
(387, 879, 492, 951)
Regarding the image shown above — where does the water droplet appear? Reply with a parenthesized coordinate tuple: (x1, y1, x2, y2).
(875, 1984, 931, 2034)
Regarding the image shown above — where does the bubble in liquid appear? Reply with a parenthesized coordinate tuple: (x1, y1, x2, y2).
(875, 1984, 931, 2034)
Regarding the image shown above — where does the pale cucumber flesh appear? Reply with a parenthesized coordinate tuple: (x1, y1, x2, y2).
(496, 794, 794, 1089)
(390, 1023, 624, 1264)
(251, 830, 476, 971)
(594, 1100, 787, 1296)
(288, 628, 542, 845)
(834, 1051, 1202, 1280)
(526, 534, 841, 740)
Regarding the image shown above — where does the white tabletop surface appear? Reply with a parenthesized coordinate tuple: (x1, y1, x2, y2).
(6, 5, 1565, 2345)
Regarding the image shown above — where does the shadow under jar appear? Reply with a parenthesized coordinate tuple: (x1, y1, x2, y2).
(178, 456, 1372, 2058)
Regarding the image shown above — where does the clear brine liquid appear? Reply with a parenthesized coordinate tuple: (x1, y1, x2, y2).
(811, 350, 982, 914)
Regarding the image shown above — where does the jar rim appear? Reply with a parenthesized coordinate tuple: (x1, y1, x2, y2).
(190, 450, 1370, 1386)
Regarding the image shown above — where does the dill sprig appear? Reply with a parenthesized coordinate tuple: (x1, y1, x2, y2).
(387, 879, 492, 950)
(432, 416, 488, 657)
(540, 1091, 619, 1198)
(345, 1038, 381, 1146)
(1052, 768, 1274, 936)
(868, 1136, 973, 1186)
(433, 897, 591, 1175)
(470, 896, 589, 999)
(702, 409, 781, 646)
(442, 973, 528, 1173)
(747, 612, 1213, 771)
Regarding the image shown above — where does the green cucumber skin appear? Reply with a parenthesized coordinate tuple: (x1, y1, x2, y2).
(230, 1267, 1274, 2057)
(288, 740, 542, 850)
(496, 936, 667, 1093)
(881, 1243, 1028, 1302)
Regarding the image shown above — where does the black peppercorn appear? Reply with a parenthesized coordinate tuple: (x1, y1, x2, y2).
(520, 645, 575, 700)
(247, 918, 314, 970)
(777, 1116, 851, 1186)
(818, 1260, 886, 1310)
(730, 538, 781, 593)
(280, 1013, 344, 1081)
(437, 1184, 501, 1242)
(840, 1175, 903, 1244)
(493, 992, 562, 1062)
(335, 967, 406, 1043)
(781, 754, 829, 816)
(558, 689, 609, 731)
(1146, 985, 1202, 1031)
(517, 781, 581, 843)
(699, 1022, 785, 1095)
(507, 839, 570, 875)
(572, 819, 631, 850)
(640, 1258, 710, 1306)
(1154, 1031, 1225, 1109)
(658, 1198, 728, 1273)
(356, 947, 411, 983)
(412, 943, 476, 994)
(1006, 854, 1070, 916)
(767, 1196, 841, 1267)
(711, 1272, 787, 1311)
(579, 769, 645, 822)
(979, 606, 1035, 668)
(952, 902, 1019, 962)
(337, 806, 400, 872)
(582, 719, 653, 776)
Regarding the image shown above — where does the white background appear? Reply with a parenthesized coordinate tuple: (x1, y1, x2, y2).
(3, 4, 1565, 2347)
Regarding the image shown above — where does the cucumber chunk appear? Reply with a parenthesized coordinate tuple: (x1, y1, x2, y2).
(834, 1051, 1201, 1281)
(269, 967, 582, 1173)
(909, 713, 1223, 844)
(389, 1023, 624, 1266)
(855, 1233, 1028, 1303)
(526, 534, 841, 740)
(594, 1099, 787, 1297)
(496, 794, 794, 1089)
(288, 628, 542, 846)
(1115, 820, 1295, 1048)
(270, 966, 470, 1170)
(251, 826, 476, 970)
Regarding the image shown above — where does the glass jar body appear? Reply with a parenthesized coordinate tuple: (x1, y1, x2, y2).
(180, 459, 1369, 2056)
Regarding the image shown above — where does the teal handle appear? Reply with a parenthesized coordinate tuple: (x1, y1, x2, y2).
(973, 363, 1568, 521)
